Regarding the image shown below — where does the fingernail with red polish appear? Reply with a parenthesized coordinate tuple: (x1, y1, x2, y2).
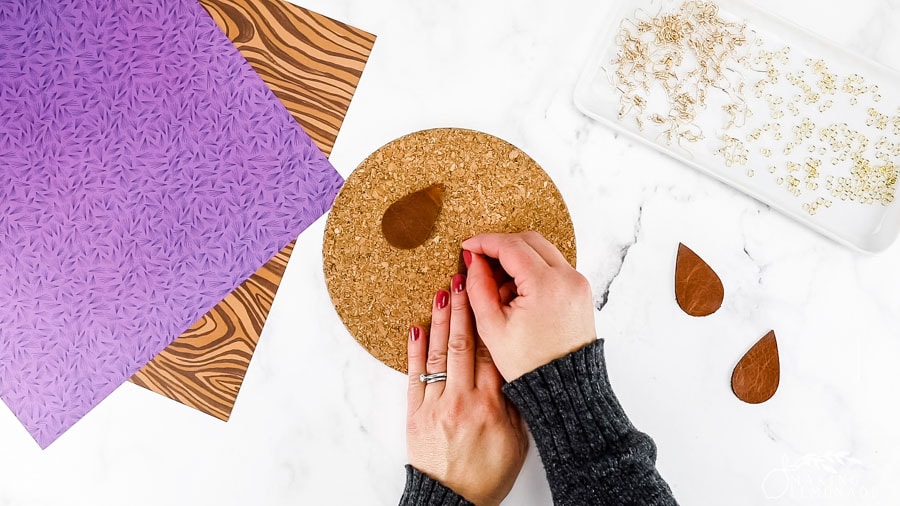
(452, 274, 466, 294)
(462, 250, 472, 268)
(409, 326, 420, 341)
(436, 290, 449, 309)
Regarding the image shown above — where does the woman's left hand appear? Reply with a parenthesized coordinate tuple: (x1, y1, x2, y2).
(406, 273, 529, 506)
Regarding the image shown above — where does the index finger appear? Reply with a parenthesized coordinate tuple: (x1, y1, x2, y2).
(461, 233, 550, 281)
(474, 336, 503, 392)
(446, 274, 476, 391)
(518, 231, 570, 267)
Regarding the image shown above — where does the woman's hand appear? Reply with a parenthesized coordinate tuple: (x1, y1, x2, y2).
(407, 273, 528, 506)
(462, 231, 597, 382)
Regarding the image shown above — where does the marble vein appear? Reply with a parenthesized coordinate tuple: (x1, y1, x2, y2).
(595, 204, 644, 312)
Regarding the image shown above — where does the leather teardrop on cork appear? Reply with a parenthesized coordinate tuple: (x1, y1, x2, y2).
(674, 243, 724, 317)
(732, 330, 780, 404)
(381, 183, 444, 249)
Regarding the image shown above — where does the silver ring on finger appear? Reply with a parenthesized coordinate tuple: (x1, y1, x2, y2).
(419, 372, 448, 384)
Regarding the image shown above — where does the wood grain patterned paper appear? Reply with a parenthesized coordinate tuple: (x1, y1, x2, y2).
(130, 0, 375, 421)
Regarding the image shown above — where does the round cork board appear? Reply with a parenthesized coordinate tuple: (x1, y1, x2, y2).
(323, 128, 576, 373)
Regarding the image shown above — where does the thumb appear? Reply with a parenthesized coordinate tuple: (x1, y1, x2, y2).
(464, 250, 506, 336)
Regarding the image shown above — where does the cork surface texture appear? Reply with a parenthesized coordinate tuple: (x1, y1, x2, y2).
(323, 128, 576, 372)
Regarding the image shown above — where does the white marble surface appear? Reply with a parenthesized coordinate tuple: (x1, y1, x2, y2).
(2, 0, 900, 504)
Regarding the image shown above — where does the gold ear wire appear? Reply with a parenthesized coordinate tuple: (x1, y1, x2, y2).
(609, 0, 751, 149)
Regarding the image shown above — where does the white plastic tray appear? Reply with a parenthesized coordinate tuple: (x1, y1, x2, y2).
(575, 0, 900, 252)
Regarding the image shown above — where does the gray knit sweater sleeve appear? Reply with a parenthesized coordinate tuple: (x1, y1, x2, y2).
(502, 339, 677, 505)
(399, 465, 473, 505)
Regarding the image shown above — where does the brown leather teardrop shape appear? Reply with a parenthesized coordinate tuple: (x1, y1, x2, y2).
(674, 243, 724, 317)
(381, 183, 444, 249)
(732, 330, 780, 404)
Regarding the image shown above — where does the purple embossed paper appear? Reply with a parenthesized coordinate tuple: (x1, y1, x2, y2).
(0, 0, 343, 447)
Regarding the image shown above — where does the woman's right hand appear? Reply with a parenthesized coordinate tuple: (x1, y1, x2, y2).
(462, 232, 597, 382)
